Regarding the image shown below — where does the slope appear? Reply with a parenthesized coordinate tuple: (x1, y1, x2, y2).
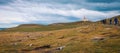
(0, 23, 120, 53)
(2, 21, 94, 32)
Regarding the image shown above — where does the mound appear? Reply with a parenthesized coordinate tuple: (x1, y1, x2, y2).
(17, 24, 45, 28)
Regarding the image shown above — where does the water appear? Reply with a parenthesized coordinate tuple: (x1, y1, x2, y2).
(0, 28, 6, 30)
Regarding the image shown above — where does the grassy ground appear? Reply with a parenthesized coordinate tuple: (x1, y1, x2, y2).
(1, 21, 94, 32)
(0, 23, 120, 53)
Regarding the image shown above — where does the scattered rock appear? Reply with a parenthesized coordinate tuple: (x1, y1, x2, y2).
(34, 45, 51, 50)
(49, 32, 53, 35)
(101, 32, 111, 35)
(78, 30, 82, 32)
(11, 39, 22, 42)
(105, 28, 111, 30)
(10, 35, 12, 37)
(17, 40, 22, 42)
(109, 34, 119, 38)
(30, 38, 36, 40)
(92, 37, 105, 41)
(27, 35, 30, 38)
(56, 46, 65, 50)
(22, 45, 51, 52)
(13, 43, 18, 46)
(70, 37, 77, 40)
(58, 36, 64, 39)
(29, 44, 33, 47)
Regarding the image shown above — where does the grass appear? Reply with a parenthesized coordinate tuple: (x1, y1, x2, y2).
(0, 23, 120, 53)
(1, 21, 95, 32)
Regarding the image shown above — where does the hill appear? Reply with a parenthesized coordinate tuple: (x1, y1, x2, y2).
(0, 23, 120, 53)
(98, 15, 120, 25)
(109, 15, 120, 25)
(2, 21, 94, 32)
(111, 15, 120, 20)
(0, 15, 120, 32)
(17, 24, 45, 28)
(0, 24, 45, 32)
(0, 15, 120, 53)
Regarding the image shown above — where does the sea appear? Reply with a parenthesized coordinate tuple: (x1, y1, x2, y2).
(0, 28, 6, 30)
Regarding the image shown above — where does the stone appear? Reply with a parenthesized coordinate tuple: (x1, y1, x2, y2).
(56, 46, 66, 50)
(34, 45, 51, 50)
(105, 28, 111, 30)
(92, 37, 105, 41)
(13, 43, 18, 45)
(58, 36, 64, 39)
(29, 44, 33, 47)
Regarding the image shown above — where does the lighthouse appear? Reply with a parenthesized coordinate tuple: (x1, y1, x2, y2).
(82, 16, 88, 22)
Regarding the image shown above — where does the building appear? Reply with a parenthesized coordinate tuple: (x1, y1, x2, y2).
(82, 16, 88, 22)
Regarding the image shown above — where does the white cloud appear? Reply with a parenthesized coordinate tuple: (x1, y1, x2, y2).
(0, 0, 120, 28)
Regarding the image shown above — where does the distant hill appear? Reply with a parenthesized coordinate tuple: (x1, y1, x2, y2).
(17, 24, 45, 28)
(1, 24, 46, 32)
(49, 21, 94, 26)
(2, 21, 94, 32)
(2, 15, 120, 32)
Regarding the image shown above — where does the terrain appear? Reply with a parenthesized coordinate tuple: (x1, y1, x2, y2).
(1, 21, 94, 32)
(0, 15, 120, 53)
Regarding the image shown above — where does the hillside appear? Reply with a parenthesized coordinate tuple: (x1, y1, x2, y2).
(0, 15, 120, 53)
(3, 15, 120, 32)
(111, 15, 120, 20)
(0, 23, 120, 53)
(2, 21, 95, 32)
(109, 15, 120, 25)
(98, 15, 120, 25)
(17, 24, 45, 28)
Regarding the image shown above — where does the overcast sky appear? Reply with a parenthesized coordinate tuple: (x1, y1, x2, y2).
(0, 0, 120, 28)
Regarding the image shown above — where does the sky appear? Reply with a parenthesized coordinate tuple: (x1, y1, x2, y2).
(0, 0, 120, 28)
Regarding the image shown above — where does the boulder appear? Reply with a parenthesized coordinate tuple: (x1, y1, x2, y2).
(56, 46, 66, 50)
(92, 37, 105, 41)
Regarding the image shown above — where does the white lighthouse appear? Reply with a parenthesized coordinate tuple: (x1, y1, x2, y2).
(82, 16, 88, 22)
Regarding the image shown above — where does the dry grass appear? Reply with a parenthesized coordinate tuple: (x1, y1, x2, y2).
(0, 23, 120, 53)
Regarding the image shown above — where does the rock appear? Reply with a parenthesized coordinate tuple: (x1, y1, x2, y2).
(49, 32, 53, 35)
(58, 36, 64, 39)
(105, 28, 111, 30)
(109, 34, 119, 38)
(101, 32, 111, 35)
(92, 37, 105, 41)
(13, 43, 18, 46)
(29, 44, 33, 47)
(34, 45, 51, 50)
(30, 38, 36, 40)
(78, 30, 82, 32)
(70, 37, 77, 40)
(56, 46, 65, 50)
(27, 35, 30, 38)
(17, 40, 22, 42)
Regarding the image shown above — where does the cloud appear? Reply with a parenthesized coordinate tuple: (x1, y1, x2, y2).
(86, 0, 120, 3)
(0, 0, 120, 28)
(0, 0, 14, 5)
